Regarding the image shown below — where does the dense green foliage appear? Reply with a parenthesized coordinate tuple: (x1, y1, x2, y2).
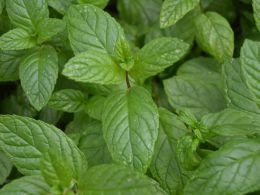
(0, 0, 260, 194)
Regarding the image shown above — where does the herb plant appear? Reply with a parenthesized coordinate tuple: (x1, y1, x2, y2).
(0, 0, 260, 194)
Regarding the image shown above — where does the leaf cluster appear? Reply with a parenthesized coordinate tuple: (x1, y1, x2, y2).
(0, 0, 260, 195)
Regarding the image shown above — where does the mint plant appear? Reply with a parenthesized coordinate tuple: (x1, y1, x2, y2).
(0, 0, 260, 194)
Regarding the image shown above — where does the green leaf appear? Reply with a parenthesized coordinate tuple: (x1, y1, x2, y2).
(19, 46, 59, 111)
(253, 0, 260, 31)
(6, 0, 49, 33)
(160, 0, 200, 28)
(130, 37, 190, 80)
(0, 28, 36, 50)
(164, 76, 226, 119)
(78, 164, 166, 195)
(85, 95, 106, 120)
(62, 51, 125, 85)
(241, 39, 260, 101)
(77, 0, 109, 9)
(201, 109, 260, 138)
(195, 12, 234, 62)
(222, 58, 260, 114)
(66, 4, 126, 56)
(115, 38, 134, 71)
(0, 87, 37, 118)
(176, 135, 201, 170)
(0, 176, 50, 195)
(102, 86, 159, 172)
(177, 57, 221, 80)
(38, 107, 63, 125)
(0, 0, 5, 15)
(164, 58, 226, 119)
(202, 0, 236, 23)
(145, 10, 197, 45)
(117, 0, 161, 30)
(40, 150, 74, 190)
(36, 18, 66, 44)
(0, 150, 12, 185)
(48, 89, 87, 113)
(150, 108, 188, 194)
(0, 49, 27, 81)
(183, 139, 260, 195)
(47, 0, 76, 15)
(77, 118, 112, 167)
(0, 115, 87, 176)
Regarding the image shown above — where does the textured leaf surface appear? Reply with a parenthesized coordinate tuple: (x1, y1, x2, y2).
(66, 4, 125, 55)
(0, 0, 4, 15)
(223, 58, 260, 114)
(78, 164, 166, 195)
(117, 0, 161, 29)
(0, 115, 86, 176)
(195, 12, 234, 62)
(62, 51, 125, 85)
(19, 46, 59, 111)
(6, 0, 49, 33)
(85, 95, 106, 120)
(0, 49, 27, 81)
(0, 176, 50, 195)
(164, 58, 225, 118)
(201, 109, 260, 137)
(78, 0, 109, 9)
(150, 108, 188, 194)
(0, 151, 12, 185)
(160, 0, 200, 28)
(0, 28, 36, 50)
(130, 37, 190, 80)
(102, 86, 159, 172)
(241, 39, 260, 102)
(146, 10, 196, 45)
(36, 18, 66, 43)
(183, 139, 260, 195)
(177, 57, 221, 80)
(40, 150, 74, 189)
(253, 0, 260, 31)
(77, 118, 112, 167)
(164, 76, 226, 118)
(38, 107, 62, 125)
(47, 0, 75, 14)
(48, 89, 87, 113)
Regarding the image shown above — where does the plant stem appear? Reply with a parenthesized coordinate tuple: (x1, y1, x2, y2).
(125, 71, 131, 89)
